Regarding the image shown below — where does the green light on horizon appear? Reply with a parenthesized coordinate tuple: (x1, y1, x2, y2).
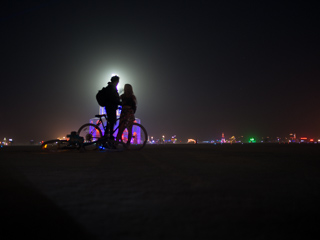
(249, 138, 256, 143)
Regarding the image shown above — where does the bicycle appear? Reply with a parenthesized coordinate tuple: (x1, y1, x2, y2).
(41, 131, 84, 152)
(77, 113, 148, 151)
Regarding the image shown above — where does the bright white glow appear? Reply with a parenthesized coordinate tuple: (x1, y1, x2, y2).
(97, 68, 136, 96)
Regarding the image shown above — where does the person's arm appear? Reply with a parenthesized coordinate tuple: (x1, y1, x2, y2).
(110, 89, 121, 106)
(115, 92, 121, 105)
(118, 94, 123, 106)
(132, 98, 137, 113)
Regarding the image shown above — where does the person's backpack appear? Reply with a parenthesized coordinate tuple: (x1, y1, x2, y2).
(96, 86, 110, 107)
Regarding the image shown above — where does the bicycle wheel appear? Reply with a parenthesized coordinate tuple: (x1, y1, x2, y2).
(78, 123, 102, 150)
(41, 139, 63, 151)
(120, 123, 147, 150)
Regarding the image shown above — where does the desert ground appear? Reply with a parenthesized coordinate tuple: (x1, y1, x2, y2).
(1, 143, 320, 239)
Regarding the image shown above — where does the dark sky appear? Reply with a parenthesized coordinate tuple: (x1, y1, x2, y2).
(1, 0, 319, 143)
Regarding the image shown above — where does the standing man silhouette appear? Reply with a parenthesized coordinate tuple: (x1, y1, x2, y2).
(104, 75, 120, 140)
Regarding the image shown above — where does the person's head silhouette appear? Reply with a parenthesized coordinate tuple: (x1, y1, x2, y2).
(110, 75, 120, 87)
(124, 84, 133, 96)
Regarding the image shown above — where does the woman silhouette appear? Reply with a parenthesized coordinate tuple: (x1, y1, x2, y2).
(116, 84, 137, 145)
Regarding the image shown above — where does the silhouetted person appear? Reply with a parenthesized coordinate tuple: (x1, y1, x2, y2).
(116, 84, 137, 144)
(104, 75, 120, 140)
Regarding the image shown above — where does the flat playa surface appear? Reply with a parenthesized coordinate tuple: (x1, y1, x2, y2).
(1, 144, 320, 239)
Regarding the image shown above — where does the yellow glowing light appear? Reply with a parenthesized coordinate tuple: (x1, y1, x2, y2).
(187, 139, 196, 144)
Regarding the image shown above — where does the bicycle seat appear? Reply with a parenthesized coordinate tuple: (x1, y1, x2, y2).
(95, 114, 107, 118)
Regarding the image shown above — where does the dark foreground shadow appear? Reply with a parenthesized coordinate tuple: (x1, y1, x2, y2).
(0, 162, 96, 240)
(1, 144, 320, 239)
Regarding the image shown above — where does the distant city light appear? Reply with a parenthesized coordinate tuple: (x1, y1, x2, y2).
(1, 137, 13, 146)
(187, 139, 197, 144)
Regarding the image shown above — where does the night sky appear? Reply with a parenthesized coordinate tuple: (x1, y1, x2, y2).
(1, 0, 319, 143)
